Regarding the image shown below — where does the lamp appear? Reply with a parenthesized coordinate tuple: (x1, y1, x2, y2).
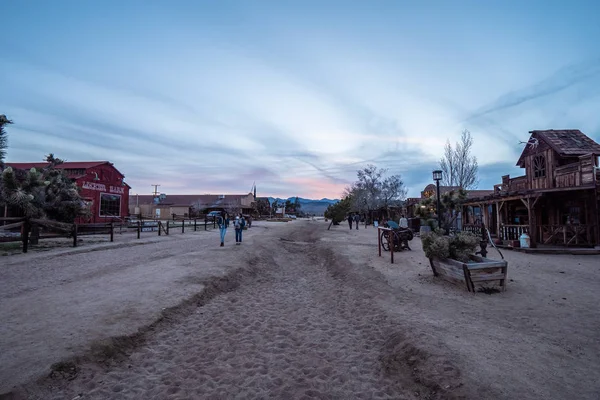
(92, 172, 100, 181)
(432, 170, 443, 230)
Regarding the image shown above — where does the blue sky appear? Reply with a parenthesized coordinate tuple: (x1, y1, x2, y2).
(2, 0, 599, 199)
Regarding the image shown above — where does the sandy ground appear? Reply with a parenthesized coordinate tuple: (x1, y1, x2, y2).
(1, 220, 600, 399)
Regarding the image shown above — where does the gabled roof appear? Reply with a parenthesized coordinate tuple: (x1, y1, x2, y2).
(516, 130, 600, 166)
(6, 161, 109, 170)
(5, 161, 127, 179)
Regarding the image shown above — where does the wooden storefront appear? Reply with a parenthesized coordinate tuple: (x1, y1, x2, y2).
(462, 130, 600, 247)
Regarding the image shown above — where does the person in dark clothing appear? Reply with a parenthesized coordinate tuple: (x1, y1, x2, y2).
(234, 214, 246, 244)
(348, 213, 354, 229)
(354, 213, 360, 229)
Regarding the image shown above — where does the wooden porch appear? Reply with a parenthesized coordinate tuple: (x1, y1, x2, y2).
(462, 188, 599, 248)
(497, 223, 596, 246)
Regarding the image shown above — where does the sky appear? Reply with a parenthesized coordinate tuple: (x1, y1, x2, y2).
(2, 0, 600, 199)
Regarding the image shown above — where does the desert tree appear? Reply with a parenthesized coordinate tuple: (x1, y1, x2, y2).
(1, 163, 87, 223)
(415, 188, 467, 233)
(255, 198, 271, 216)
(0, 114, 12, 168)
(324, 195, 353, 225)
(440, 129, 479, 189)
(380, 174, 408, 209)
(347, 164, 407, 220)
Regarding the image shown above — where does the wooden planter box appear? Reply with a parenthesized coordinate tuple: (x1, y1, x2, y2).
(429, 255, 508, 292)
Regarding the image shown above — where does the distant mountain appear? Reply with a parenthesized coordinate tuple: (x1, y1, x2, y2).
(265, 197, 339, 216)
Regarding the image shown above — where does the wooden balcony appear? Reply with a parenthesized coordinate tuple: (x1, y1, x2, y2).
(494, 176, 527, 195)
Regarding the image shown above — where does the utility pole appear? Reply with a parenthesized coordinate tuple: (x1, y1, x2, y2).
(151, 184, 161, 197)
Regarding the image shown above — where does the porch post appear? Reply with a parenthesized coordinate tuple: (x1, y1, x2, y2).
(496, 201, 504, 240)
(529, 197, 541, 248)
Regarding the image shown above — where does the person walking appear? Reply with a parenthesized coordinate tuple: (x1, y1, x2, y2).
(347, 213, 353, 230)
(247, 215, 252, 228)
(217, 212, 229, 247)
(354, 213, 360, 230)
(234, 214, 246, 245)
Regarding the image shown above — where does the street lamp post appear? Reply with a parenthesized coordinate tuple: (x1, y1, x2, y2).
(432, 170, 443, 231)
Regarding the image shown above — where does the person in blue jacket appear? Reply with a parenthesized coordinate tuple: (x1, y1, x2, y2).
(217, 212, 229, 247)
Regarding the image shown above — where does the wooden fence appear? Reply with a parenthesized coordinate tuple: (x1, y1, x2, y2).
(1, 217, 218, 253)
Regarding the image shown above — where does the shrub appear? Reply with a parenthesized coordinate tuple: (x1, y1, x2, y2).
(422, 230, 479, 262)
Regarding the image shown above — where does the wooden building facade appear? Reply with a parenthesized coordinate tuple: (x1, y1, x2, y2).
(5, 161, 130, 223)
(462, 130, 600, 247)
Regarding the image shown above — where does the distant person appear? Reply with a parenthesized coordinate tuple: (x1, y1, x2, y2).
(354, 213, 360, 230)
(247, 215, 252, 228)
(235, 214, 246, 245)
(217, 212, 229, 247)
(399, 214, 409, 229)
(347, 213, 354, 230)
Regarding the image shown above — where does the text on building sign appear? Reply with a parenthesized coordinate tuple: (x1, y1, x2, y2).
(82, 181, 125, 194)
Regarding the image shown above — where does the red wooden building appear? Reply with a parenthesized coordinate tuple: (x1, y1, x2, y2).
(5, 161, 130, 223)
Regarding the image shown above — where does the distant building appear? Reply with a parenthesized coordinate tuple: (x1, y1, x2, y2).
(5, 161, 130, 223)
(405, 185, 494, 219)
(130, 193, 256, 219)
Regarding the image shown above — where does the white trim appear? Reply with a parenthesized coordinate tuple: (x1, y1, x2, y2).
(99, 192, 122, 217)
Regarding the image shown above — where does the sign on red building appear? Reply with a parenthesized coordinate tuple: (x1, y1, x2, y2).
(5, 161, 130, 223)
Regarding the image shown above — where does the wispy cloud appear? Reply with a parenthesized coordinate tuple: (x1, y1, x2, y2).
(1, 1, 599, 198)
(466, 58, 600, 121)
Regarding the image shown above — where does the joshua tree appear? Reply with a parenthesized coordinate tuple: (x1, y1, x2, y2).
(0, 114, 12, 167)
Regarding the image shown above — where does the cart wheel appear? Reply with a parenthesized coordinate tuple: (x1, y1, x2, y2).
(381, 231, 390, 251)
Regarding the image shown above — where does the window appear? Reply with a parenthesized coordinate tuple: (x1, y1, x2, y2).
(533, 155, 546, 178)
(100, 193, 121, 217)
(65, 168, 85, 176)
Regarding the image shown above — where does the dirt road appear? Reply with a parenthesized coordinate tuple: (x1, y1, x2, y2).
(2, 220, 600, 399)
(3, 221, 461, 399)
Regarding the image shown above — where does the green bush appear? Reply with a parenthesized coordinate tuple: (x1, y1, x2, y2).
(422, 230, 479, 262)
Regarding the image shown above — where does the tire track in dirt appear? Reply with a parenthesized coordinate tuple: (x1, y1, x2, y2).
(8, 222, 467, 399)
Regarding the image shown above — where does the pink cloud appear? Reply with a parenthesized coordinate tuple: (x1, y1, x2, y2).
(283, 177, 347, 199)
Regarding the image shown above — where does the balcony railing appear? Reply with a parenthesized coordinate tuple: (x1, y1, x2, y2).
(538, 224, 595, 246)
(462, 223, 483, 236)
(496, 176, 528, 194)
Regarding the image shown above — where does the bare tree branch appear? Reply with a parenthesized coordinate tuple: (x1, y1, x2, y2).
(439, 129, 479, 189)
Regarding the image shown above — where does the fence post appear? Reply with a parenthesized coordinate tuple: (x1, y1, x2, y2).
(205, 219, 207, 231)
(182, 219, 185, 234)
(137, 221, 141, 239)
(158, 221, 161, 236)
(166, 221, 170, 235)
(390, 231, 394, 264)
(110, 221, 114, 242)
(194, 219, 197, 231)
(213, 218, 216, 229)
(22, 221, 30, 253)
(72, 223, 78, 248)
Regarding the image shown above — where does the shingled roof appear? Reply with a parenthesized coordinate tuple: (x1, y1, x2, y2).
(534, 129, 600, 155)
(516, 129, 600, 167)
